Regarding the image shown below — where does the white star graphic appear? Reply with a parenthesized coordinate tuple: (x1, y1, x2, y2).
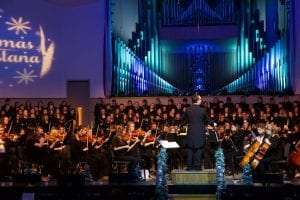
(13, 68, 38, 85)
(6, 17, 31, 35)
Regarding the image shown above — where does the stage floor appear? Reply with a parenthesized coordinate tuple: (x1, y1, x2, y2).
(0, 173, 300, 200)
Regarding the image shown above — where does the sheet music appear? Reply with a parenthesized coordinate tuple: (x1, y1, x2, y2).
(159, 140, 180, 149)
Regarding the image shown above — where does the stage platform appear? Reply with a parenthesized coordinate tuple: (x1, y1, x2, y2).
(0, 173, 300, 200)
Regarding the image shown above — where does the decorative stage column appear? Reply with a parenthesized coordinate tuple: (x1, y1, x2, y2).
(241, 163, 253, 184)
(215, 148, 226, 200)
(155, 147, 168, 200)
(77, 106, 83, 127)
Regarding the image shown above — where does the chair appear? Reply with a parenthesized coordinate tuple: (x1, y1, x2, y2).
(269, 143, 291, 175)
(110, 148, 131, 174)
(112, 160, 131, 174)
(110, 148, 146, 182)
(17, 145, 43, 175)
(110, 149, 131, 183)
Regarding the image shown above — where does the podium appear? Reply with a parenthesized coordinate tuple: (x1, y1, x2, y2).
(171, 169, 216, 185)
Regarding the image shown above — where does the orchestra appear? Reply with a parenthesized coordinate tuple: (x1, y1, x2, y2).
(0, 96, 299, 182)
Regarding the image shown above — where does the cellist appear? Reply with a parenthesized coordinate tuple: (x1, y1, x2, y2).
(254, 122, 283, 178)
(284, 121, 300, 179)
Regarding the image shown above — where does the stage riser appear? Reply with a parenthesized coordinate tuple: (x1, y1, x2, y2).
(171, 169, 216, 185)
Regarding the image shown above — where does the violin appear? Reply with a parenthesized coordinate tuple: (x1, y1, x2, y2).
(48, 128, 65, 143)
(0, 133, 17, 141)
(78, 127, 96, 143)
(79, 134, 97, 143)
(122, 134, 138, 143)
(132, 129, 146, 137)
(145, 134, 155, 142)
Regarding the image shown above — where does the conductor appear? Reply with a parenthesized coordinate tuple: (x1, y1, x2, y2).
(184, 94, 210, 170)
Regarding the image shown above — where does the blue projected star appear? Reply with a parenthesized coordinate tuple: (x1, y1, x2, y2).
(13, 68, 38, 85)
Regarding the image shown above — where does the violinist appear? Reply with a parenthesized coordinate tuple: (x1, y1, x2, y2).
(87, 130, 109, 179)
(93, 123, 116, 151)
(111, 122, 143, 180)
(124, 121, 141, 156)
(204, 123, 218, 169)
(140, 122, 160, 174)
(48, 126, 69, 174)
(142, 122, 161, 146)
(1, 116, 10, 133)
(0, 124, 10, 179)
(166, 126, 180, 170)
(25, 126, 59, 182)
(240, 120, 253, 152)
(0, 121, 19, 175)
(93, 123, 117, 176)
(217, 124, 234, 175)
(69, 127, 105, 181)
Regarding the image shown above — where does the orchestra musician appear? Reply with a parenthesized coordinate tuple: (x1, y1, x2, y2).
(111, 122, 143, 180)
(204, 123, 218, 169)
(253, 122, 283, 178)
(0, 124, 11, 180)
(221, 123, 244, 176)
(140, 122, 160, 174)
(48, 126, 69, 174)
(69, 127, 106, 181)
(25, 126, 59, 182)
(230, 123, 245, 172)
(90, 124, 116, 177)
(165, 125, 180, 170)
(284, 121, 300, 179)
(218, 124, 234, 175)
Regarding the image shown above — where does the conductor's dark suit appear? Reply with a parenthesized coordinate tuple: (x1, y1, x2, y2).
(184, 104, 210, 170)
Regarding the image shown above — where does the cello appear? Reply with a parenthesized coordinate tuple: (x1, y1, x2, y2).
(239, 139, 261, 168)
(250, 139, 271, 169)
(288, 140, 300, 167)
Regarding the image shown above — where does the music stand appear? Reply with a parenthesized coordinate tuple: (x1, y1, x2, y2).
(159, 140, 180, 149)
(159, 140, 180, 171)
